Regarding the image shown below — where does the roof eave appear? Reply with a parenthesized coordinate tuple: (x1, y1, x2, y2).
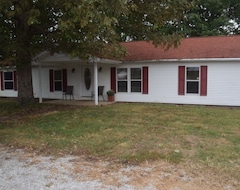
(123, 57, 240, 63)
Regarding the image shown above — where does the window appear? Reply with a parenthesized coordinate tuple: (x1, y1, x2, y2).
(186, 67, 199, 94)
(178, 66, 207, 96)
(117, 68, 127, 92)
(112, 67, 148, 94)
(4, 71, 14, 90)
(54, 70, 62, 91)
(49, 69, 67, 92)
(131, 68, 141, 92)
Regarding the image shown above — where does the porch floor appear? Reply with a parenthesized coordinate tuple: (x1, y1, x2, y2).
(43, 99, 115, 106)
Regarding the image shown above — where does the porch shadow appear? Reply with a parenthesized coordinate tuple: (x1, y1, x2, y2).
(43, 99, 115, 106)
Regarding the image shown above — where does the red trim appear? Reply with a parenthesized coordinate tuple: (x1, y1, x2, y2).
(178, 66, 185, 95)
(13, 71, 17, 91)
(200, 66, 207, 96)
(0, 71, 3, 90)
(62, 69, 67, 92)
(49, 69, 54, 92)
(142, 66, 148, 94)
(110, 67, 116, 92)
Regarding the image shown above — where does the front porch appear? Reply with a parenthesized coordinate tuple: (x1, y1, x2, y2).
(33, 51, 121, 106)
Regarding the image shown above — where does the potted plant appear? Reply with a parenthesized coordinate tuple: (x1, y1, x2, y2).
(106, 89, 115, 102)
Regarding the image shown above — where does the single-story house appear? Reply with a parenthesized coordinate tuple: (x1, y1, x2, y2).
(1, 35, 240, 106)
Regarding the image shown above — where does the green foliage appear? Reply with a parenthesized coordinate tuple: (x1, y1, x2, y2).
(164, 0, 240, 37)
(106, 89, 115, 96)
(0, 0, 190, 62)
(0, 0, 190, 104)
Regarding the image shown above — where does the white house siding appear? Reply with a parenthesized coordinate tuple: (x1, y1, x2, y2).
(2, 58, 240, 106)
(0, 87, 18, 98)
(207, 62, 240, 106)
(97, 64, 112, 100)
(115, 61, 240, 106)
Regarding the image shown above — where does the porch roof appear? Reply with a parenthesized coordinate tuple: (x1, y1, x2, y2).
(32, 52, 122, 66)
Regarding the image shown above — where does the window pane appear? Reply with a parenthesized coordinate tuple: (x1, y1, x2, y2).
(131, 81, 141, 92)
(4, 72, 13, 80)
(187, 81, 199, 93)
(187, 67, 199, 80)
(117, 68, 127, 80)
(5, 82, 14, 90)
(131, 68, 141, 79)
(118, 81, 127, 92)
(54, 70, 62, 80)
(55, 81, 62, 91)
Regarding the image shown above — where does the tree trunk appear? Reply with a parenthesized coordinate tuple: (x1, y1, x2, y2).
(16, 59, 35, 105)
(15, 12, 35, 105)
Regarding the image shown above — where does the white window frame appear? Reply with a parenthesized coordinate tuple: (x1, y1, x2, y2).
(130, 68, 142, 93)
(117, 68, 128, 93)
(54, 70, 63, 91)
(117, 67, 142, 93)
(4, 71, 14, 90)
(186, 66, 200, 94)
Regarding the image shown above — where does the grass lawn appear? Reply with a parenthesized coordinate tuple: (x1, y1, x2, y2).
(0, 98, 240, 180)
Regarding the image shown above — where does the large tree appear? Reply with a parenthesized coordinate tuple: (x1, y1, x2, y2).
(163, 0, 240, 37)
(0, 0, 190, 105)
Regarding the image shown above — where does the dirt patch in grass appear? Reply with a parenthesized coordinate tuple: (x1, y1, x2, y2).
(0, 103, 76, 125)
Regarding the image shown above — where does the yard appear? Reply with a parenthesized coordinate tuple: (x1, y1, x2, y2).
(0, 98, 240, 189)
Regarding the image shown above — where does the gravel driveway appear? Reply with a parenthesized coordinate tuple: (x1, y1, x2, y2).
(0, 144, 238, 190)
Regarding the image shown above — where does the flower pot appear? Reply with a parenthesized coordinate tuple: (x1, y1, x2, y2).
(108, 95, 114, 102)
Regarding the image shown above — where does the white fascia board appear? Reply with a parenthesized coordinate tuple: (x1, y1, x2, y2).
(98, 58, 122, 64)
(123, 58, 240, 64)
(88, 55, 122, 64)
(0, 65, 16, 69)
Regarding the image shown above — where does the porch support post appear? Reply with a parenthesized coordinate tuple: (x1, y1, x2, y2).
(94, 62, 98, 105)
(38, 64, 43, 103)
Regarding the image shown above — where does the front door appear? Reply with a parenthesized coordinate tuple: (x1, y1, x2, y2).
(82, 66, 93, 96)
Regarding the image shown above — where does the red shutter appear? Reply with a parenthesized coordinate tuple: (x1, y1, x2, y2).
(142, 66, 148, 94)
(200, 66, 207, 96)
(110, 67, 116, 92)
(178, 66, 185, 95)
(49, 69, 54, 92)
(62, 69, 67, 92)
(13, 71, 17, 91)
(0, 71, 3, 90)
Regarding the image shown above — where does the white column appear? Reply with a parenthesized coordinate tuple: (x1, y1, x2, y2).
(94, 62, 98, 105)
(38, 64, 43, 103)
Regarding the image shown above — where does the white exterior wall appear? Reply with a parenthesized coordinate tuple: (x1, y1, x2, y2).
(115, 61, 240, 106)
(2, 57, 240, 106)
(0, 87, 18, 97)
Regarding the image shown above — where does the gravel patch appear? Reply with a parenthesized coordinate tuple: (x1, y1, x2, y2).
(0, 144, 238, 190)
